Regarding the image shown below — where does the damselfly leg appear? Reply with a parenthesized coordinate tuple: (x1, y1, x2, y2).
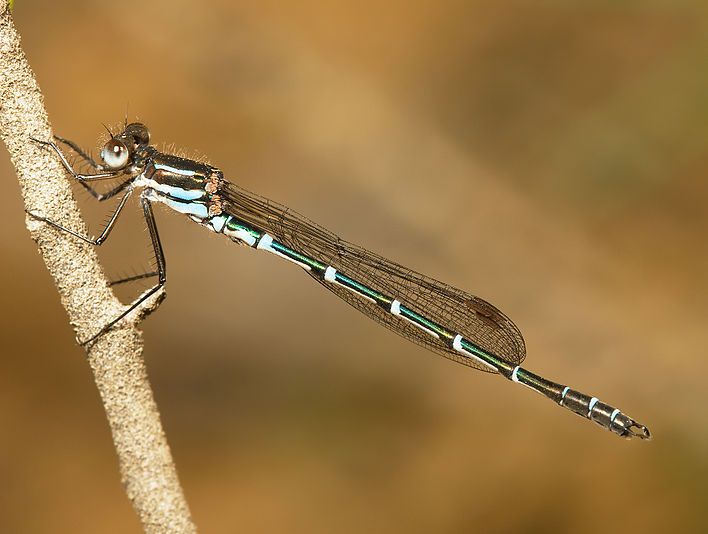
(27, 187, 133, 245)
(108, 270, 160, 287)
(32, 136, 133, 201)
(53, 135, 140, 201)
(30, 137, 118, 181)
(29, 136, 167, 345)
(79, 194, 166, 345)
(53, 135, 101, 169)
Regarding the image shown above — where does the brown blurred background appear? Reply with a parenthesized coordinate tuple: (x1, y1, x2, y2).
(1, 1, 706, 532)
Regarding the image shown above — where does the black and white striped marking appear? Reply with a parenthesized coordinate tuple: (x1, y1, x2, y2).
(323, 266, 376, 303)
(390, 299, 440, 338)
(452, 334, 497, 371)
(257, 233, 311, 270)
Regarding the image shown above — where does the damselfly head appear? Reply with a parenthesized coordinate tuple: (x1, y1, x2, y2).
(99, 123, 150, 170)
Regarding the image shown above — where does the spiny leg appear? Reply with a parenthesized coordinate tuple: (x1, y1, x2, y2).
(31, 136, 118, 181)
(77, 176, 135, 202)
(30, 136, 166, 341)
(81, 193, 166, 346)
(26, 187, 134, 246)
(52, 136, 138, 201)
(31, 136, 132, 201)
(28, 186, 165, 342)
(54, 135, 102, 169)
(37, 205, 162, 287)
(32, 136, 150, 280)
(109, 271, 160, 287)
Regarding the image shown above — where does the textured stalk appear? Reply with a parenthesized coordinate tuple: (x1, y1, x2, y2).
(0, 6, 195, 533)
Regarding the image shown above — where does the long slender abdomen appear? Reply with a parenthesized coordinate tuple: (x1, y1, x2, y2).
(209, 212, 650, 440)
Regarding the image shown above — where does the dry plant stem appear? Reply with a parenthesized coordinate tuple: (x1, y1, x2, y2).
(0, 7, 195, 533)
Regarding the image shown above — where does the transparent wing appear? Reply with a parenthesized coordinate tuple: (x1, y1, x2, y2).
(223, 181, 526, 372)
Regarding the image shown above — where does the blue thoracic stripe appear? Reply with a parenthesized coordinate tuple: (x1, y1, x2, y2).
(169, 188, 205, 201)
(157, 184, 204, 201)
(154, 162, 197, 176)
(158, 197, 208, 219)
(137, 176, 207, 202)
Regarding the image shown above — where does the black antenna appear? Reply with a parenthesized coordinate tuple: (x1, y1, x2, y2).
(101, 122, 114, 139)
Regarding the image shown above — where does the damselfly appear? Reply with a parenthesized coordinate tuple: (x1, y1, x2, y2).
(29, 122, 651, 440)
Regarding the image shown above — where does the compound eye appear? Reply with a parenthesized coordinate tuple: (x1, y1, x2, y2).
(101, 139, 129, 169)
(127, 123, 150, 146)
